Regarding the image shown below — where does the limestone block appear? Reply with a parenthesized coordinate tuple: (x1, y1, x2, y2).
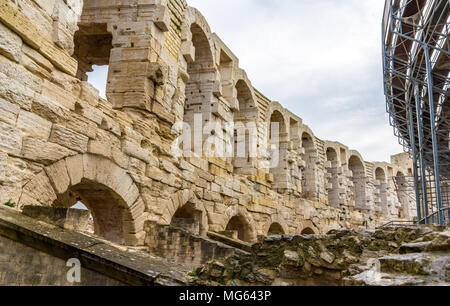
(75, 100, 103, 125)
(49, 125, 89, 153)
(21, 136, 75, 165)
(154, 4, 170, 32)
(0, 0, 78, 76)
(0, 151, 6, 180)
(0, 97, 19, 125)
(0, 55, 42, 92)
(179, 159, 195, 172)
(31, 95, 70, 124)
(122, 139, 151, 163)
(181, 41, 195, 63)
(111, 148, 129, 169)
(79, 81, 99, 107)
(0, 184, 21, 204)
(0, 121, 23, 155)
(123, 231, 146, 246)
(100, 116, 121, 137)
(16, 110, 52, 140)
(65, 154, 83, 186)
(45, 159, 70, 195)
(22, 171, 57, 206)
(67, 113, 98, 139)
(42, 80, 76, 110)
(123, 212, 148, 233)
(128, 197, 146, 220)
(33, 0, 57, 16)
(0, 21, 22, 62)
(22, 44, 53, 72)
(0, 72, 34, 110)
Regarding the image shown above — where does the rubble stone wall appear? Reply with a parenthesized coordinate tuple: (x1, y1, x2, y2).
(0, 0, 416, 247)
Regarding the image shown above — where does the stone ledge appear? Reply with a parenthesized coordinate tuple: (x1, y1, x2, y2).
(0, 205, 189, 286)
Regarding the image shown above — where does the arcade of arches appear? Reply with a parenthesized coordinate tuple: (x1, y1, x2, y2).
(0, 0, 416, 253)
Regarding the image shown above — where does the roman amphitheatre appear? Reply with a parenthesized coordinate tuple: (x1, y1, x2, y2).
(0, 0, 447, 286)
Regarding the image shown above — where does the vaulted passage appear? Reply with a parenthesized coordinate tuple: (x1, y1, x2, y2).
(54, 179, 130, 244)
(301, 227, 315, 235)
(225, 216, 253, 243)
(348, 156, 366, 209)
(73, 23, 112, 82)
(302, 133, 317, 199)
(184, 23, 216, 153)
(326, 148, 340, 207)
(269, 111, 289, 189)
(375, 168, 388, 213)
(233, 80, 258, 175)
(268, 223, 285, 235)
(170, 202, 203, 236)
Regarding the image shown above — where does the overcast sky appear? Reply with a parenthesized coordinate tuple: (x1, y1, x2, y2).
(88, 0, 404, 162)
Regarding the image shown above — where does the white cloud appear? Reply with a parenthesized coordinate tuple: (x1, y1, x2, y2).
(188, 0, 404, 162)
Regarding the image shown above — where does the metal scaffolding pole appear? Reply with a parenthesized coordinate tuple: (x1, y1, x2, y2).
(407, 101, 421, 221)
(414, 84, 429, 224)
(424, 46, 443, 225)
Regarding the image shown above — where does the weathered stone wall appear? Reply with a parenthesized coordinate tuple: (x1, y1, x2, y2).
(0, 0, 416, 249)
(0, 235, 125, 286)
(0, 205, 189, 286)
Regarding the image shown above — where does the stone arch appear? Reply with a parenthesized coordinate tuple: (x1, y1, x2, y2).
(263, 214, 289, 236)
(222, 206, 257, 243)
(375, 167, 388, 213)
(301, 131, 318, 199)
(163, 189, 209, 236)
(268, 108, 289, 189)
(267, 223, 285, 235)
(18, 154, 145, 246)
(326, 147, 340, 207)
(185, 8, 217, 64)
(299, 220, 319, 235)
(182, 8, 219, 154)
(301, 227, 316, 235)
(233, 78, 259, 174)
(348, 154, 367, 209)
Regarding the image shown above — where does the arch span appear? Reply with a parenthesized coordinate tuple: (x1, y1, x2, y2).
(18, 154, 145, 246)
(222, 206, 257, 243)
(164, 189, 209, 236)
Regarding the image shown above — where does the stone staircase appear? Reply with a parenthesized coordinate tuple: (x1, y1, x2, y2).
(344, 228, 450, 286)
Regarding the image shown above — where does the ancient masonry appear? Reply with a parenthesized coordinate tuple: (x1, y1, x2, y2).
(0, 0, 417, 253)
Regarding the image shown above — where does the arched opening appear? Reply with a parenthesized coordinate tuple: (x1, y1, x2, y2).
(395, 171, 409, 219)
(301, 133, 317, 199)
(170, 202, 203, 236)
(72, 201, 94, 234)
(233, 80, 258, 174)
(184, 23, 216, 155)
(225, 215, 253, 243)
(375, 168, 388, 213)
(73, 23, 112, 88)
(348, 155, 367, 209)
(301, 227, 315, 235)
(269, 111, 289, 189)
(326, 148, 340, 207)
(267, 223, 285, 236)
(53, 179, 132, 245)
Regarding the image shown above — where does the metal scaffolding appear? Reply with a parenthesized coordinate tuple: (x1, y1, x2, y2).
(382, 0, 449, 225)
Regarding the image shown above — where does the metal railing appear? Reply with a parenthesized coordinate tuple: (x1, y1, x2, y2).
(376, 220, 418, 229)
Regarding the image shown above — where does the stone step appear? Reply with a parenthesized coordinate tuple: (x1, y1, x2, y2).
(379, 253, 433, 276)
(399, 241, 433, 254)
(344, 270, 427, 286)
